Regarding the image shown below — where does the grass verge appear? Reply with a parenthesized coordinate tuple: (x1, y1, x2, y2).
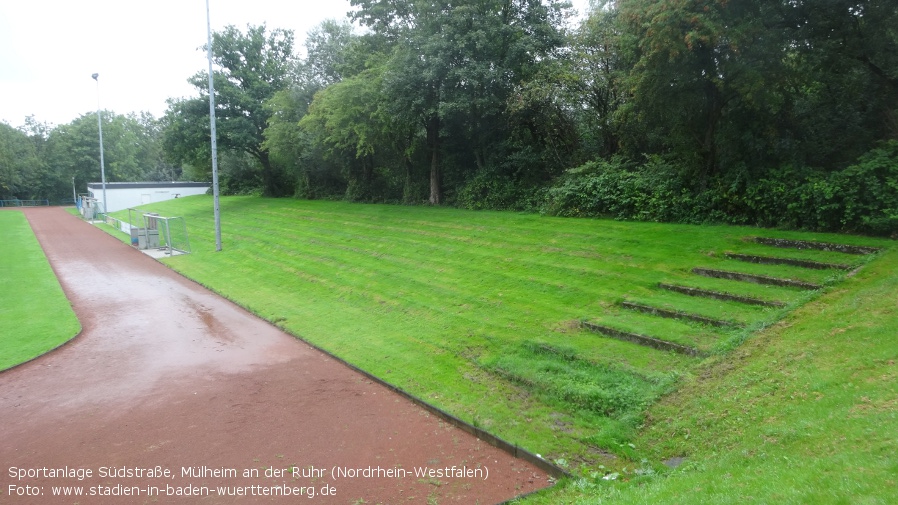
(0, 210, 80, 371)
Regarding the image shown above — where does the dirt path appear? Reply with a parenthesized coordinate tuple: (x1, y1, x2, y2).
(0, 208, 550, 504)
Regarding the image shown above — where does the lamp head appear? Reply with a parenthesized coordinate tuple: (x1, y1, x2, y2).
(91, 73, 99, 80)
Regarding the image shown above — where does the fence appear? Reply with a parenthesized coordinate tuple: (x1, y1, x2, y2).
(104, 215, 133, 235)
(0, 200, 50, 207)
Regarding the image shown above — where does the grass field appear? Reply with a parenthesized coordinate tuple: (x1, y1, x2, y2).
(0, 210, 80, 371)
(101, 195, 893, 491)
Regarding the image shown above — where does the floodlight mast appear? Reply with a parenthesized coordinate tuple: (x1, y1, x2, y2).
(206, 0, 223, 252)
(91, 73, 108, 217)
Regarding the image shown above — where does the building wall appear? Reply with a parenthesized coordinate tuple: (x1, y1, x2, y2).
(87, 184, 210, 213)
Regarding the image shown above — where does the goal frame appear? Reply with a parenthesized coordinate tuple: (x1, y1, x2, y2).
(143, 213, 191, 256)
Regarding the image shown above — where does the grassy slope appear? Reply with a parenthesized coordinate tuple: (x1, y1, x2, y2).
(524, 248, 898, 503)
(0, 210, 80, 371)
(104, 196, 894, 502)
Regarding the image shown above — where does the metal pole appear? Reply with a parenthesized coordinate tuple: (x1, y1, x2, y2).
(206, 0, 222, 252)
(91, 73, 108, 216)
(166, 218, 173, 256)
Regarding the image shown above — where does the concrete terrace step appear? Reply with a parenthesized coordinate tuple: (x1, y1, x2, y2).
(658, 283, 785, 308)
(580, 321, 707, 358)
(620, 301, 743, 328)
(724, 253, 851, 271)
(752, 237, 881, 255)
(692, 268, 822, 290)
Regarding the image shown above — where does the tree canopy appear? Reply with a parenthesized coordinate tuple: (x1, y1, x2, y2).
(1, 113, 176, 203)
(6, 1, 897, 234)
(163, 24, 297, 196)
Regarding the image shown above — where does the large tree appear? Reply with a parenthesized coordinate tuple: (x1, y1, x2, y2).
(350, 0, 571, 204)
(616, 0, 793, 184)
(784, 0, 898, 169)
(164, 24, 296, 196)
(298, 63, 421, 202)
(264, 20, 359, 199)
(614, 0, 898, 182)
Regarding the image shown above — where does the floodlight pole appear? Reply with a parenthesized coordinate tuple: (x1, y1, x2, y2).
(206, 0, 222, 252)
(91, 73, 108, 216)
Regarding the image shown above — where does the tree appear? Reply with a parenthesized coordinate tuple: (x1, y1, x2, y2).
(614, 0, 898, 183)
(302, 19, 357, 88)
(298, 64, 418, 202)
(616, 0, 802, 184)
(164, 24, 296, 196)
(350, 0, 572, 204)
(783, 0, 898, 169)
(264, 20, 360, 199)
(0, 122, 37, 200)
(567, 5, 626, 159)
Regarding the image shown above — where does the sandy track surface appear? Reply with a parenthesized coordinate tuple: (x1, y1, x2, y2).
(0, 208, 550, 504)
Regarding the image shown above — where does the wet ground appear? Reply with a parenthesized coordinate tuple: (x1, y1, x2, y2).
(0, 207, 550, 504)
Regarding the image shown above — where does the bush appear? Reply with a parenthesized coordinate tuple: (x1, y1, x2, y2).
(743, 141, 898, 235)
(541, 142, 898, 236)
(456, 168, 541, 211)
(540, 156, 697, 222)
(830, 141, 898, 235)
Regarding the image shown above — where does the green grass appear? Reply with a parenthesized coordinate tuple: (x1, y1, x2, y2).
(0, 210, 80, 371)
(102, 196, 892, 487)
(521, 246, 898, 504)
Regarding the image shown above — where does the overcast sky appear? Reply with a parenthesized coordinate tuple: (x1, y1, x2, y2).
(0, 0, 590, 129)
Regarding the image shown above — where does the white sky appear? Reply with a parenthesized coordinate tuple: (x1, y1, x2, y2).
(0, 0, 590, 128)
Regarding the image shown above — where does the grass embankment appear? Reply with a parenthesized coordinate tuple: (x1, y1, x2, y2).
(524, 246, 898, 504)
(106, 197, 891, 483)
(0, 210, 80, 371)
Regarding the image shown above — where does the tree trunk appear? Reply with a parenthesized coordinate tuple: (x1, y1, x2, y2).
(426, 115, 441, 205)
(474, 149, 485, 171)
(257, 150, 276, 197)
(403, 155, 415, 204)
(363, 154, 374, 201)
(255, 149, 288, 197)
(429, 147, 441, 205)
(698, 72, 723, 190)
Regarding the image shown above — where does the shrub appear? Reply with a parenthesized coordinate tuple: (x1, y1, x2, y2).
(743, 141, 898, 235)
(830, 141, 898, 235)
(542, 142, 898, 236)
(456, 168, 541, 211)
(540, 156, 696, 222)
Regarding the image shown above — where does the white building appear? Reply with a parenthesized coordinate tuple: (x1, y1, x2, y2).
(87, 182, 211, 213)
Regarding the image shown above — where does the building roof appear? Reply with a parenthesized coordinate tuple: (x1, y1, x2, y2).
(86, 182, 211, 190)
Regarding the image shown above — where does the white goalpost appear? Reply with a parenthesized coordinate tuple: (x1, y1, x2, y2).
(143, 213, 191, 256)
(102, 209, 192, 256)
